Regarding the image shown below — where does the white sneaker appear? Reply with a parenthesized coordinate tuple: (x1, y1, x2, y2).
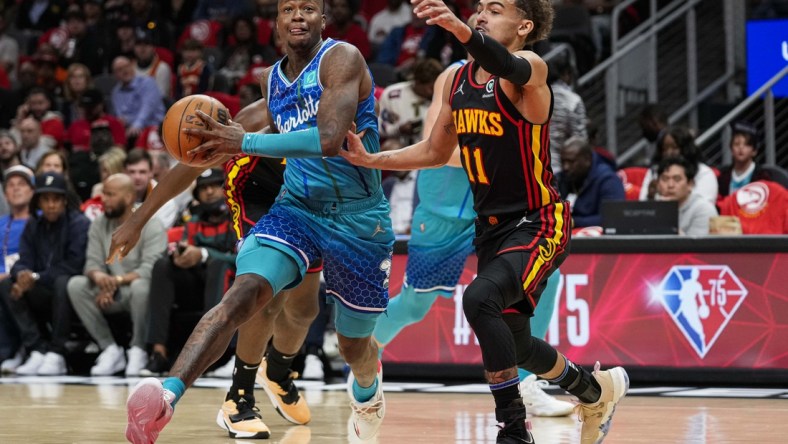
(521, 374, 574, 417)
(37, 352, 67, 376)
(91, 344, 126, 376)
(207, 356, 235, 378)
(302, 354, 323, 380)
(1, 351, 24, 374)
(126, 346, 148, 376)
(347, 362, 385, 440)
(15, 351, 46, 375)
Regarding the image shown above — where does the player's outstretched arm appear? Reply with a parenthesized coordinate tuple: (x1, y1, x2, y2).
(340, 67, 459, 171)
(107, 163, 209, 263)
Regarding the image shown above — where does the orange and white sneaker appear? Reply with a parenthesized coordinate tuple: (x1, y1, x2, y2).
(256, 358, 311, 424)
(347, 362, 385, 441)
(575, 362, 629, 444)
(216, 389, 271, 439)
(125, 378, 174, 444)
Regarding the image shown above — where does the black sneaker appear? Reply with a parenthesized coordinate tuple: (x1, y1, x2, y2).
(139, 352, 169, 377)
(217, 390, 270, 439)
(496, 399, 535, 444)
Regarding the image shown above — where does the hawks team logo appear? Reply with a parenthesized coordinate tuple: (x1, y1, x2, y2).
(657, 266, 748, 358)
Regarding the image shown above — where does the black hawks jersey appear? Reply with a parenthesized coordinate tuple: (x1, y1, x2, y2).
(449, 61, 560, 218)
(223, 154, 286, 239)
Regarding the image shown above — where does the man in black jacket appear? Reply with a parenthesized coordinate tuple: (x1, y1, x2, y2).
(0, 172, 90, 375)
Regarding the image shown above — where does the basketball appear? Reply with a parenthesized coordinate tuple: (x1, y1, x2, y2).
(698, 304, 710, 319)
(162, 94, 230, 167)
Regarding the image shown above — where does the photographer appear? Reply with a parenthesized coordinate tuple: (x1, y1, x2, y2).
(141, 169, 237, 376)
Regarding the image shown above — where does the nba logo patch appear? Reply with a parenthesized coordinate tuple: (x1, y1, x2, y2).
(657, 266, 748, 358)
(303, 70, 317, 88)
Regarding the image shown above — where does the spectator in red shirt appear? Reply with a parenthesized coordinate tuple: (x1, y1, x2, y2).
(324, 0, 371, 60)
(66, 89, 127, 152)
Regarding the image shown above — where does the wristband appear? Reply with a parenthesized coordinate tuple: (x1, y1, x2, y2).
(241, 127, 324, 158)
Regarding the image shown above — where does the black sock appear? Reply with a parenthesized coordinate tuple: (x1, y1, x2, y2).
(549, 357, 601, 404)
(266, 347, 296, 383)
(490, 376, 521, 410)
(228, 355, 259, 400)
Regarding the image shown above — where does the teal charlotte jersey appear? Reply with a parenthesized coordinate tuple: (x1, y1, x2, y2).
(267, 38, 380, 202)
(240, 39, 394, 336)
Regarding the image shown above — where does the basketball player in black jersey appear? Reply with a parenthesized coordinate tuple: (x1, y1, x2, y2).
(341, 1, 628, 443)
(108, 99, 320, 439)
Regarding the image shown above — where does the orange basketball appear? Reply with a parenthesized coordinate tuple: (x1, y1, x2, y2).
(162, 94, 230, 167)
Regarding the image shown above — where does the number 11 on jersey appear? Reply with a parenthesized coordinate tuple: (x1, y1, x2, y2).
(461, 145, 489, 185)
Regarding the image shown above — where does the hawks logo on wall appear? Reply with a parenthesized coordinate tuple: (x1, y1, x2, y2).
(658, 266, 748, 358)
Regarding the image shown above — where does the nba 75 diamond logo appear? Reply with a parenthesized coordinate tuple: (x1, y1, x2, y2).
(657, 266, 748, 358)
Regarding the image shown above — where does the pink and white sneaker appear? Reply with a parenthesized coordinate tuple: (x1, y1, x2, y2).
(125, 378, 175, 443)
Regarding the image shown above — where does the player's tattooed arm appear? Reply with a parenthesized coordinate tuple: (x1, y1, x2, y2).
(317, 44, 367, 156)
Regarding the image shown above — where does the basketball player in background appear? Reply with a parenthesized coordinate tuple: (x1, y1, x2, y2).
(373, 14, 572, 417)
(341, 1, 628, 443)
(109, 99, 321, 440)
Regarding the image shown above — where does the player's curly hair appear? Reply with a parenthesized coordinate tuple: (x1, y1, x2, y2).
(514, 0, 554, 44)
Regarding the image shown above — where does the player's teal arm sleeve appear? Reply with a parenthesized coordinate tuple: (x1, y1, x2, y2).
(241, 127, 324, 158)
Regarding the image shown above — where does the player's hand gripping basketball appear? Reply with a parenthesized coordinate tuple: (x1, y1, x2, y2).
(184, 110, 245, 159)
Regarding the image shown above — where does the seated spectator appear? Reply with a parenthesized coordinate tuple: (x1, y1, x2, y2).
(13, 88, 66, 150)
(141, 169, 236, 375)
(35, 151, 83, 209)
(0, 167, 36, 280)
(0, 131, 22, 173)
(548, 52, 588, 173)
(657, 157, 718, 236)
(59, 63, 93, 127)
(17, 117, 50, 169)
(717, 121, 773, 198)
(176, 39, 214, 98)
(635, 104, 668, 167)
(325, 0, 371, 60)
(382, 170, 417, 235)
(67, 89, 127, 152)
(375, 11, 429, 72)
(557, 137, 625, 228)
(218, 17, 277, 91)
(134, 29, 173, 99)
(0, 15, 19, 84)
(640, 125, 718, 205)
(125, 149, 179, 228)
(0, 166, 35, 368)
(378, 58, 442, 150)
(367, 0, 412, 48)
(67, 174, 166, 376)
(0, 172, 90, 375)
(56, 9, 106, 76)
(718, 181, 788, 235)
(110, 56, 166, 142)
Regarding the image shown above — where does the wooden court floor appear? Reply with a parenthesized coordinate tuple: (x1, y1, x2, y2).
(1, 381, 787, 443)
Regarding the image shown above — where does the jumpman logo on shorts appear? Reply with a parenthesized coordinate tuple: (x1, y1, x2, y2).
(371, 221, 385, 237)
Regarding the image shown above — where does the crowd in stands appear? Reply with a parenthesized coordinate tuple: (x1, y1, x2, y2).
(0, 0, 785, 377)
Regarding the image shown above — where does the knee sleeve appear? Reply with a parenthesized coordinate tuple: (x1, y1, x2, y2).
(462, 276, 505, 327)
(503, 312, 558, 375)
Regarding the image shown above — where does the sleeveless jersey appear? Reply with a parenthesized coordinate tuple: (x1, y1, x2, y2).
(267, 38, 380, 202)
(448, 61, 560, 217)
(416, 59, 475, 221)
(224, 154, 285, 239)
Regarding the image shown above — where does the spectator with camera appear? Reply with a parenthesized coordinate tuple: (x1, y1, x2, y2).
(67, 173, 167, 376)
(0, 172, 90, 375)
(141, 169, 237, 376)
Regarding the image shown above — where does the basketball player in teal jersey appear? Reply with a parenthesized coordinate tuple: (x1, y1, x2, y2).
(374, 57, 573, 417)
(341, 1, 628, 443)
(123, 1, 393, 443)
(109, 99, 321, 440)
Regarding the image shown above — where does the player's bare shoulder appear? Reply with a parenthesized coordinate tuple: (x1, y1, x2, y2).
(258, 66, 277, 99)
(320, 42, 368, 86)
